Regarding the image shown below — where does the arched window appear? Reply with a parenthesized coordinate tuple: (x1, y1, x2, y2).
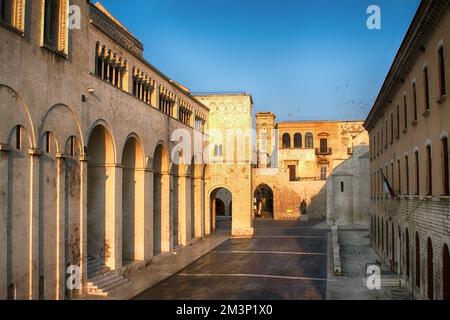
(442, 137, 449, 196)
(427, 238, 434, 300)
(443, 244, 450, 300)
(294, 133, 302, 148)
(415, 233, 421, 288)
(412, 82, 418, 122)
(282, 133, 291, 149)
(423, 66, 430, 111)
(426, 145, 432, 196)
(305, 133, 314, 149)
(406, 229, 410, 278)
(438, 45, 446, 97)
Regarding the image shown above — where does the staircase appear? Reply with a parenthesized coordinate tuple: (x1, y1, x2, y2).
(87, 257, 131, 297)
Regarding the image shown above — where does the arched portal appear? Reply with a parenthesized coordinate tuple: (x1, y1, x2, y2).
(121, 136, 144, 266)
(210, 187, 232, 234)
(443, 244, 450, 300)
(427, 238, 434, 300)
(254, 184, 274, 219)
(153, 143, 170, 256)
(87, 125, 115, 268)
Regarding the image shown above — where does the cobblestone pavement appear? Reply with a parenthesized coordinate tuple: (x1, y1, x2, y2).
(327, 229, 412, 300)
(134, 220, 328, 300)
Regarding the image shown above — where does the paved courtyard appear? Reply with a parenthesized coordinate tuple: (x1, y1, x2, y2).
(134, 220, 328, 300)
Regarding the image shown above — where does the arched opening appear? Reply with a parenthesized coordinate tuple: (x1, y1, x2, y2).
(153, 144, 170, 256)
(443, 244, 450, 300)
(210, 187, 232, 234)
(121, 136, 144, 266)
(406, 229, 410, 279)
(415, 233, 421, 288)
(391, 223, 395, 268)
(7, 283, 16, 300)
(427, 237, 434, 300)
(282, 133, 291, 149)
(305, 132, 314, 149)
(294, 133, 302, 149)
(87, 125, 115, 269)
(253, 184, 274, 219)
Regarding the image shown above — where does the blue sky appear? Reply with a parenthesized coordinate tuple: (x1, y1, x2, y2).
(97, 0, 420, 121)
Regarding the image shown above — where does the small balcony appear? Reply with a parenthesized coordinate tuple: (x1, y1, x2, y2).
(315, 148, 332, 156)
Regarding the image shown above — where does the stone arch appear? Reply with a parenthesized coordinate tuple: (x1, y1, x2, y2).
(153, 143, 171, 255)
(415, 232, 421, 289)
(210, 186, 233, 235)
(87, 124, 117, 270)
(442, 243, 450, 300)
(254, 183, 274, 219)
(427, 237, 434, 300)
(0, 84, 35, 147)
(282, 133, 291, 149)
(121, 135, 145, 266)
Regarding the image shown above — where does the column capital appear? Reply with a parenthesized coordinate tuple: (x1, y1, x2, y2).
(29, 148, 43, 157)
(0, 144, 12, 152)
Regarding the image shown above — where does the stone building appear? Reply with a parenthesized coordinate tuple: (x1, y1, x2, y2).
(364, 0, 450, 300)
(0, 0, 256, 300)
(254, 114, 368, 220)
(326, 131, 370, 226)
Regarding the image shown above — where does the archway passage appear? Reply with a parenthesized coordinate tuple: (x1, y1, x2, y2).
(210, 187, 232, 234)
(254, 184, 274, 220)
(121, 136, 144, 266)
(87, 125, 115, 268)
(443, 244, 450, 300)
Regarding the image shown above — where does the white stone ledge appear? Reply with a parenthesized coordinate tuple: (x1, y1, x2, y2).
(331, 225, 342, 276)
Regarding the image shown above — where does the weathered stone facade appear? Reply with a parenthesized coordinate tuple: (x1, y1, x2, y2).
(254, 114, 368, 220)
(364, 0, 450, 300)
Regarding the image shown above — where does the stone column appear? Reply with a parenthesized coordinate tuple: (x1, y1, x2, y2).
(177, 174, 189, 246)
(204, 178, 212, 235)
(0, 145, 10, 300)
(105, 164, 122, 270)
(160, 172, 172, 252)
(193, 176, 204, 238)
(55, 154, 66, 300)
(29, 149, 42, 299)
(143, 168, 154, 260)
(79, 154, 89, 297)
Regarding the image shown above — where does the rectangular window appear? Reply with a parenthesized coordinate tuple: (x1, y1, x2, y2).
(320, 165, 327, 181)
(43, 0, 60, 48)
(391, 163, 395, 191)
(412, 83, 418, 121)
(397, 160, 402, 195)
(0, 0, 9, 23)
(1, 0, 25, 31)
(42, 0, 68, 54)
(385, 119, 388, 148)
(396, 105, 400, 138)
(45, 132, 51, 153)
(390, 113, 394, 144)
(405, 156, 410, 195)
(426, 145, 432, 196)
(438, 46, 446, 97)
(403, 95, 408, 130)
(288, 165, 297, 182)
(415, 151, 420, 195)
(423, 67, 430, 111)
(442, 137, 449, 196)
(320, 139, 328, 153)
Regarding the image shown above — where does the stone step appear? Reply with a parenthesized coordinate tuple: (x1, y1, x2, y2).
(102, 278, 130, 292)
(94, 274, 125, 288)
(88, 271, 118, 284)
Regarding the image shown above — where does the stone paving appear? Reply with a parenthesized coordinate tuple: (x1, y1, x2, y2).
(327, 229, 412, 300)
(134, 220, 328, 300)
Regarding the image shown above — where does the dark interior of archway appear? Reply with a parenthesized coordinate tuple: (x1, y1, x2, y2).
(210, 188, 232, 235)
(254, 184, 274, 219)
